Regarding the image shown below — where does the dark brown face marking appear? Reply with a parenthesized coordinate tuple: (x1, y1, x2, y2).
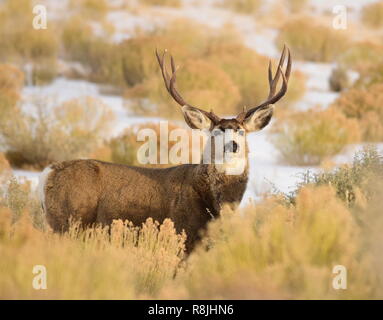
(215, 118, 244, 132)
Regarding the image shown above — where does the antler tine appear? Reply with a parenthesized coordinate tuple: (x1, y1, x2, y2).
(269, 45, 287, 97)
(155, 49, 170, 92)
(168, 55, 187, 106)
(155, 49, 221, 124)
(237, 46, 292, 122)
(268, 60, 273, 87)
(156, 49, 185, 106)
(257, 49, 291, 109)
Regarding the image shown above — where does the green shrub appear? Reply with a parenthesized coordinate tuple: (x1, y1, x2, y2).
(276, 17, 350, 62)
(271, 107, 361, 165)
(331, 83, 383, 142)
(288, 147, 383, 206)
(361, 2, 383, 28)
(0, 97, 115, 170)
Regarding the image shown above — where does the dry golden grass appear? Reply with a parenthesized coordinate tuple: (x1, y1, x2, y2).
(162, 186, 372, 299)
(0, 173, 185, 299)
(0, 150, 382, 299)
(0, 212, 185, 299)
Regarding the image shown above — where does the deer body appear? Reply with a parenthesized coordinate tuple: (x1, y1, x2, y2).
(40, 47, 291, 252)
(42, 158, 248, 250)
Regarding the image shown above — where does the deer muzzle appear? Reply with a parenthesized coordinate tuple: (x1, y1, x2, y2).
(224, 141, 239, 153)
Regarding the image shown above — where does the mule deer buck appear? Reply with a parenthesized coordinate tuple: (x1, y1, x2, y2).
(39, 47, 291, 252)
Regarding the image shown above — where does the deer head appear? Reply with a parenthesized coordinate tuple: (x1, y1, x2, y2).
(156, 47, 291, 173)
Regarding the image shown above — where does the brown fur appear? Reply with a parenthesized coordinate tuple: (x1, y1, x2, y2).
(44, 47, 291, 252)
(44, 119, 250, 252)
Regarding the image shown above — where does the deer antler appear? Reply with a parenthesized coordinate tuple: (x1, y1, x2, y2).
(236, 45, 292, 123)
(156, 49, 221, 124)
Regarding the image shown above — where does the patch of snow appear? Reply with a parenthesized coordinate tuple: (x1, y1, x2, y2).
(243, 28, 279, 57)
(107, 10, 164, 42)
(293, 91, 339, 111)
(23, 78, 100, 104)
(295, 61, 335, 92)
(309, 0, 379, 13)
(13, 170, 40, 190)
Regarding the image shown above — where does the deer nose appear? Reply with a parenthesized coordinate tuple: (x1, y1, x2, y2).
(224, 141, 239, 153)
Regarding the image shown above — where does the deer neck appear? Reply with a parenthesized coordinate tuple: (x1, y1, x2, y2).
(193, 140, 249, 216)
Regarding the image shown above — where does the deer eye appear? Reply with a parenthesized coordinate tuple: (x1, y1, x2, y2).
(238, 129, 245, 136)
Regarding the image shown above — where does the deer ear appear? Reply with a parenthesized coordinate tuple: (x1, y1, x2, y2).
(182, 105, 212, 130)
(242, 105, 274, 132)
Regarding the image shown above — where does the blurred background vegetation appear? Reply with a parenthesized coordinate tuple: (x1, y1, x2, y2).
(0, 0, 383, 299)
(0, 0, 381, 169)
